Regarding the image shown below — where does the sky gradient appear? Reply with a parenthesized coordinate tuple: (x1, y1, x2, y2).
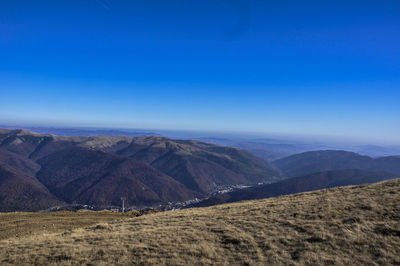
(1, 0, 399, 143)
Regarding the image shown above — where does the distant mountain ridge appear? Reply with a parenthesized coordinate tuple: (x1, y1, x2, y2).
(3, 126, 400, 160)
(273, 150, 400, 177)
(197, 137, 400, 161)
(0, 129, 281, 211)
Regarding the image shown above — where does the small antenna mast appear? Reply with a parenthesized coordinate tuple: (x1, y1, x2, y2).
(120, 197, 126, 212)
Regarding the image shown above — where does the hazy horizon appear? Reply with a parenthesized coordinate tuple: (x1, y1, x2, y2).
(1, 1, 399, 144)
(1, 122, 400, 147)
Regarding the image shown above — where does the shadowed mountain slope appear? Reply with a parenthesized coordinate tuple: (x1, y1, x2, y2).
(37, 147, 198, 207)
(373, 156, 400, 175)
(273, 150, 400, 177)
(0, 148, 40, 176)
(0, 163, 63, 212)
(191, 169, 397, 207)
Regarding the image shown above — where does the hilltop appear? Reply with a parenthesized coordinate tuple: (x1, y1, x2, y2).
(0, 179, 399, 265)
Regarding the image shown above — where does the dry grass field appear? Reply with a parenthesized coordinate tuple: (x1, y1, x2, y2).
(0, 210, 147, 241)
(1, 179, 399, 265)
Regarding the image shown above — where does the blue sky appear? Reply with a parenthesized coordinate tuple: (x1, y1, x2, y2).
(0, 0, 399, 143)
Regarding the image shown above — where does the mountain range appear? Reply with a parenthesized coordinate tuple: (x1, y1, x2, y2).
(4, 126, 400, 160)
(1, 129, 399, 212)
(0, 129, 281, 211)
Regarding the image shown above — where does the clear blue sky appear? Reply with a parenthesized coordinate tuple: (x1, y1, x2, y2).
(1, 0, 399, 143)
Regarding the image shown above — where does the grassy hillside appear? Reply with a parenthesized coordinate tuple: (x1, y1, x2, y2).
(1, 179, 399, 265)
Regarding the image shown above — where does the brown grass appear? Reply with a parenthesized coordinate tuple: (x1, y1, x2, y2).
(0, 210, 143, 241)
(1, 179, 399, 265)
